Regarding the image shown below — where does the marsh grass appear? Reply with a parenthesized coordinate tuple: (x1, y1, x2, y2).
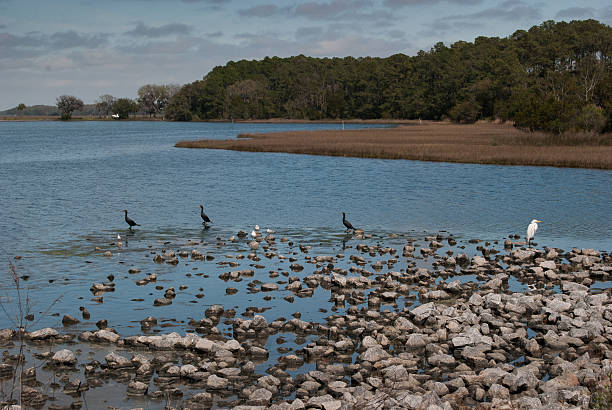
(176, 121, 612, 169)
(1, 255, 63, 408)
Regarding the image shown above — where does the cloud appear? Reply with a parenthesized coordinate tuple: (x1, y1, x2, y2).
(0, 24, 6, 30)
(442, 2, 541, 22)
(602, 6, 612, 20)
(296, 26, 324, 39)
(182, 0, 229, 3)
(125, 22, 193, 38)
(555, 7, 595, 19)
(384, 0, 481, 7)
(48, 31, 109, 49)
(295, 0, 372, 20)
(239, 4, 286, 17)
(388, 29, 405, 39)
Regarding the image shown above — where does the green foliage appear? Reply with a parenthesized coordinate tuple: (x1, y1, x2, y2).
(449, 98, 481, 123)
(16, 103, 26, 111)
(573, 104, 607, 132)
(165, 20, 611, 134)
(112, 98, 139, 119)
(56, 95, 84, 120)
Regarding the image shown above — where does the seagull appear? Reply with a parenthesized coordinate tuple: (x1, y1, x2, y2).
(117, 234, 123, 248)
(341, 212, 356, 232)
(123, 210, 140, 230)
(266, 228, 275, 234)
(199, 205, 212, 227)
(255, 225, 260, 231)
(526, 219, 541, 247)
(250, 230, 258, 238)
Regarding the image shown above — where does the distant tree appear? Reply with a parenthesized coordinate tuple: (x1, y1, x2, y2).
(16, 103, 26, 116)
(164, 94, 192, 121)
(95, 94, 116, 118)
(449, 98, 481, 124)
(137, 84, 180, 117)
(56, 95, 84, 120)
(112, 98, 139, 119)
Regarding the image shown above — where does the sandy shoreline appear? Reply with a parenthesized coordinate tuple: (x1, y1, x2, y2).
(176, 122, 612, 170)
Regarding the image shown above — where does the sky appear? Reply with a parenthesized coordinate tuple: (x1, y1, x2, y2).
(0, 0, 610, 110)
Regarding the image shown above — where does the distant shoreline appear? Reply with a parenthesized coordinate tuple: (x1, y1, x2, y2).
(0, 116, 410, 124)
(175, 121, 612, 170)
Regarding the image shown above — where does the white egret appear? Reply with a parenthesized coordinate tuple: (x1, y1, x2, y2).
(526, 219, 541, 247)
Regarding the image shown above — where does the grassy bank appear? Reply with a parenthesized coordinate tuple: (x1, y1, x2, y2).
(175, 122, 612, 170)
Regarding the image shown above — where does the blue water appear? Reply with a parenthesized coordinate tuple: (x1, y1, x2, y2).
(0, 121, 611, 336)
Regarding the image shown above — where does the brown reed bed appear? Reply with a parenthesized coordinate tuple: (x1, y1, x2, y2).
(175, 121, 612, 170)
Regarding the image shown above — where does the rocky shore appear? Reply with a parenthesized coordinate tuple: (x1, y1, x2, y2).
(1, 231, 611, 409)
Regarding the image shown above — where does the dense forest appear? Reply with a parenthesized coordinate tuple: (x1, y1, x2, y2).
(165, 20, 611, 133)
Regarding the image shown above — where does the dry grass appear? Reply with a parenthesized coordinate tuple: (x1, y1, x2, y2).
(175, 121, 612, 170)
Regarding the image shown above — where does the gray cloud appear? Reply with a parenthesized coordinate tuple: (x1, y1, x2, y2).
(296, 26, 324, 39)
(1, 30, 108, 58)
(602, 6, 612, 20)
(0, 24, 6, 29)
(443, 3, 541, 22)
(384, 0, 481, 7)
(125, 22, 193, 37)
(182, 0, 229, 3)
(295, 0, 373, 20)
(555, 7, 595, 19)
(388, 29, 405, 39)
(239, 5, 286, 17)
(384, 0, 436, 6)
(238, 1, 392, 23)
(49, 31, 109, 49)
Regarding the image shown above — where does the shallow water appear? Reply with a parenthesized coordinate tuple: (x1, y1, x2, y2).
(0, 120, 611, 335)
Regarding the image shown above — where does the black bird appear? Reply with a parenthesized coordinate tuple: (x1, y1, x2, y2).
(199, 204, 212, 227)
(123, 209, 140, 230)
(341, 212, 356, 232)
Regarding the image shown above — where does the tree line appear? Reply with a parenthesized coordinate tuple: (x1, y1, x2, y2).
(163, 19, 611, 134)
(55, 84, 180, 120)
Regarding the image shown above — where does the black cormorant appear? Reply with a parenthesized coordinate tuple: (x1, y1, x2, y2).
(123, 209, 140, 230)
(341, 212, 356, 232)
(199, 205, 212, 227)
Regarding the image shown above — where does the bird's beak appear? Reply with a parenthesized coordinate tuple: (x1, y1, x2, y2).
(536, 220, 542, 223)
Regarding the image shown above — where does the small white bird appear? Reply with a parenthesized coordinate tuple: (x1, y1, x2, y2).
(254, 225, 260, 231)
(117, 234, 123, 248)
(526, 219, 542, 247)
(266, 228, 275, 234)
(250, 230, 257, 238)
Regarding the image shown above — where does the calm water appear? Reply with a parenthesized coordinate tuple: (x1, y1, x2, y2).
(0, 121, 611, 335)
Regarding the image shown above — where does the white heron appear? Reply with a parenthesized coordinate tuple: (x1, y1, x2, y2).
(526, 219, 541, 247)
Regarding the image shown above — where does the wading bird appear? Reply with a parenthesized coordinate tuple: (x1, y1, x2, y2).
(526, 219, 541, 247)
(123, 210, 140, 230)
(199, 205, 211, 227)
(341, 212, 356, 232)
